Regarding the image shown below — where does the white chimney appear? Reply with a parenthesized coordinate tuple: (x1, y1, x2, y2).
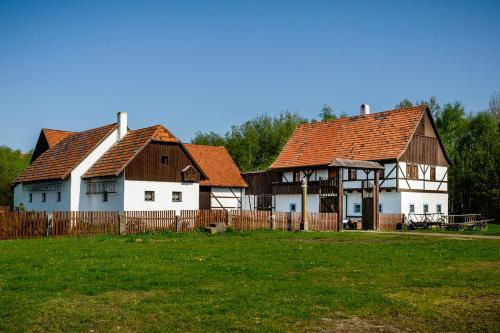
(117, 112, 128, 140)
(360, 104, 370, 115)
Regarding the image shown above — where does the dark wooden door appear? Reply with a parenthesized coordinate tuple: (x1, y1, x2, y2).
(362, 197, 374, 230)
(199, 187, 211, 210)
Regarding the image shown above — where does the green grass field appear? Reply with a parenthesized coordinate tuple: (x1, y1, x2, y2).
(0, 231, 498, 332)
(405, 222, 500, 236)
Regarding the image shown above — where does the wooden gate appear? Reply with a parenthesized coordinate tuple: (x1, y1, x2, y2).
(362, 197, 374, 229)
(320, 196, 337, 213)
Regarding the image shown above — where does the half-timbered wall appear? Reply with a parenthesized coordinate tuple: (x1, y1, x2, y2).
(209, 187, 242, 210)
(397, 161, 448, 192)
(124, 142, 201, 182)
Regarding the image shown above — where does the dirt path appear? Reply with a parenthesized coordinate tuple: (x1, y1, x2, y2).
(344, 230, 500, 240)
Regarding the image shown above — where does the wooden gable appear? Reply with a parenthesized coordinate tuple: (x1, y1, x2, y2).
(124, 141, 202, 182)
(399, 109, 450, 166)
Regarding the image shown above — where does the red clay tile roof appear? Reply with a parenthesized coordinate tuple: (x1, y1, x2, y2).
(270, 106, 427, 169)
(184, 144, 248, 187)
(14, 124, 117, 183)
(43, 129, 76, 148)
(83, 125, 179, 178)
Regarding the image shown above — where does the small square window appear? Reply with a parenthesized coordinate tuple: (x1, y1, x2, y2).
(103, 192, 108, 202)
(423, 204, 429, 213)
(289, 203, 296, 212)
(436, 204, 442, 214)
(354, 203, 361, 213)
(160, 155, 168, 165)
(29, 193, 32, 202)
(57, 192, 61, 202)
(378, 203, 383, 213)
(172, 191, 182, 202)
(293, 171, 301, 182)
(145, 191, 155, 201)
(430, 166, 436, 181)
(42, 193, 46, 203)
(409, 204, 415, 213)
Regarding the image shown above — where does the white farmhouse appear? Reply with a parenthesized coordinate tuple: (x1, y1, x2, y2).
(13, 113, 244, 213)
(242, 105, 450, 228)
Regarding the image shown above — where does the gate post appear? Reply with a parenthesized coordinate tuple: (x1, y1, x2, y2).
(175, 215, 182, 233)
(119, 213, 127, 236)
(227, 210, 233, 228)
(300, 178, 309, 231)
(270, 215, 276, 230)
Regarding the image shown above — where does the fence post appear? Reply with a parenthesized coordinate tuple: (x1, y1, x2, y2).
(227, 210, 233, 228)
(175, 215, 182, 232)
(119, 213, 127, 236)
(47, 213, 53, 237)
(287, 212, 292, 231)
(270, 215, 276, 230)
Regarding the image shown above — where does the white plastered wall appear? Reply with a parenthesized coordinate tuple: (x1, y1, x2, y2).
(274, 194, 320, 213)
(79, 175, 125, 211)
(13, 180, 71, 212)
(124, 180, 199, 213)
(400, 191, 448, 215)
(210, 187, 242, 210)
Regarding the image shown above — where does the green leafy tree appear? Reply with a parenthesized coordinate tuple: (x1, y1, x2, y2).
(192, 111, 307, 171)
(0, 146, 31, 205)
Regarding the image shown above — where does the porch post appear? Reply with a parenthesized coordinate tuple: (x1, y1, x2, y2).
(300, 178, 308, 231)
(337, 167, 343, 231)
(374, 170, 380, 230)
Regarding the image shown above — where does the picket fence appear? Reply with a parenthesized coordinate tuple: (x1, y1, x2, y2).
(0, 210, 338, 240)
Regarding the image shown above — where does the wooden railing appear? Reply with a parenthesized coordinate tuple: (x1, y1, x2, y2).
(272, 179, 338, 195)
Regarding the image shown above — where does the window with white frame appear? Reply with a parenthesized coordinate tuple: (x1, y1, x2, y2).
(29, 193, 32, 202)
(42, 193, 46, 203)
(423, 204, 429, 213)
(409, 204, 415, 213)
(378, 203, 383, 212)
(289, 203, 296, 212)
(436, 204, 442, 214)
(56, 192, 61, 202)
(354, 203, 361, 213)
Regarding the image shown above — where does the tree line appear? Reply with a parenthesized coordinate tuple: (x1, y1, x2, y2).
(192, 95, 500, 218)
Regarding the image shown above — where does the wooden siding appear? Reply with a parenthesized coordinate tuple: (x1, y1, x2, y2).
(199, 187, 211, 210)
(400, 112, 449, 166)
(242, 172, 279, 195)
(125, 142, 201, 182)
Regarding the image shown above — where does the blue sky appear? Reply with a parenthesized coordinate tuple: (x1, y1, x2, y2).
(1, 0, 499, 151)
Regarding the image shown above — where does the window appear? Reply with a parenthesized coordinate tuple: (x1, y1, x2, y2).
(293, 171, 301, 182)
(406, 164, 418, 179)
(172, 191, 182, 202)
(145, 191, 155, 201)
(423, 204, 429, 213)
(160, 155, 169, 165)
(409, 204, 415, 213)
(430, 166, 436, 181)
(29, 193, 32, 202)
(436, 204, 442, 214)
(354, 203, 361, 213)
(42, 193, 46, 203)
(103, 192, 108, 202)
(348, 168, 357, 180)
(378, 203, 383, 212)
(57, 192, 61, 202)
(289, 203, 296, 212)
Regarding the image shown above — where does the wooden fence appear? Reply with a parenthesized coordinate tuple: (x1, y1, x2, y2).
(378, 213, 405, 231)
(0, 210, 339, 240)
(0, 205, 10, 212)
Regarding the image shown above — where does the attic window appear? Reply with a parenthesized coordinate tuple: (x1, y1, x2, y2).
(182, 165, 198, 182)
(160, 155, 169, 165)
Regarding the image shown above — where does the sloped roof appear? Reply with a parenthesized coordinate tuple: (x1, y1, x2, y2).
(270, 106, 427, 169)
(43, 129, 76, 148)
(14, 124, 117, 183)
(184, 144, 248, 188)
(83, 125, 179, 178)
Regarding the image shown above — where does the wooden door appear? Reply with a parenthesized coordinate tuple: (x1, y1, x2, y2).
(362, 197, 374, 229)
